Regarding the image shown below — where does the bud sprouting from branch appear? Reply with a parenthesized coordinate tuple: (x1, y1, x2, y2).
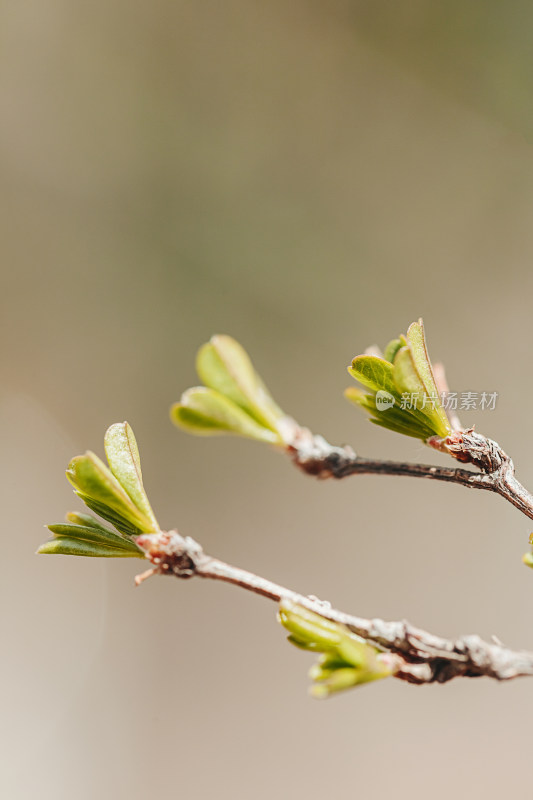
(171, 335, 289, 444)
(38, 422, 157, 558)
(345, 319, 452, 442)
(278, 600, 392, 698)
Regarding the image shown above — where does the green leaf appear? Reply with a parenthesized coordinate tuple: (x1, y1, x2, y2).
(393, 347, 450, 437)
(104, 422, 158, 532)
(74, 492, 143, 536)
(309, 664, 389, 698)
(343, 386, 376, 412)
(336, 636, 372, 669)
(372, 406, 435, 438)
(344, 388, 438, 440)
(383, 338, 403, 364)
(346, 387, 434, 439)
(404, 322, 450, 432)
(316, 652, 354, 671)
(522, 552, 533, 569)
(309, 667, 361, 697)
(286, 635, 323, 651)
(170, 387, 281, 443)
(66, 452, 153, 533)
(348, 356, 400, 399)
(47, 522, 144, 554)
(37, 537, 145, 558)
(65, 511, 117, 533)
(278, 601, 343, 649)
(370, 416, 431, 439)
(406, 320, 441, 400)
(405, 320, 451, 437)
(196, 335, 284, 433)
(392, 346, 427, 399)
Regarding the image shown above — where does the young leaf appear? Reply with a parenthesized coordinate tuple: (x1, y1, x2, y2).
(348, 356, 401, 400)
(309, 662, 390, 698)
(65, 511, 118, 533)
(66, 452, 154, 533)
(392, 346, 426, 398)
(104, 422, 159, 532)
(343, 386, 374, 411)
(47, 522, 144, 554)
(344, 387, 436, 439)
(383, 338, 403, 364)
(394, 346, 450, 437)
(370, 415, 432, 440)
(309, 667, 358, 697)
(74, 492, 143, 536)
(405, 320, 451, 437)
(278, 602, 343, 649)
(171, 387, 282, 443)
(286, 635, 323, 651)
(37, 537, 145, 558)
(406, 320, 441, 399)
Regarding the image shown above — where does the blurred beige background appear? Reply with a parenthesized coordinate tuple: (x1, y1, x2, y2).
(3, 2, 533, 798)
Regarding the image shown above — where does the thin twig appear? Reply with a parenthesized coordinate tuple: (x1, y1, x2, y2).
(136, 531, 533, 686)
(284, 424, 533, 522)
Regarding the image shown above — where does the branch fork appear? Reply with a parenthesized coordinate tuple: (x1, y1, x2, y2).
(134, 529, 533, 686)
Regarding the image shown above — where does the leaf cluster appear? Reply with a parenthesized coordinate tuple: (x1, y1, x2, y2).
(345, 319, 451, 440)
(170, 335, 287, 444)
(39, 422, 157, 558)
(279, 600, 391, 697)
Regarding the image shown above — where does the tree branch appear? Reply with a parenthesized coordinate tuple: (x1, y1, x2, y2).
(284, 424, 533, 522)
(135, 531, 533, 687)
